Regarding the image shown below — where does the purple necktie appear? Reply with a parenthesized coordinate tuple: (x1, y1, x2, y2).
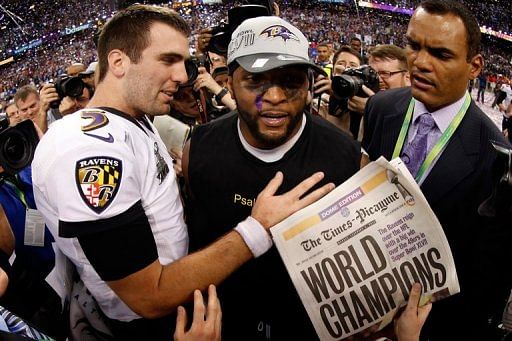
(401, 113, 437, 177)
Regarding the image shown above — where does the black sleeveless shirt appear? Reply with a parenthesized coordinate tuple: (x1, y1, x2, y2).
(187, 112, 361, 340)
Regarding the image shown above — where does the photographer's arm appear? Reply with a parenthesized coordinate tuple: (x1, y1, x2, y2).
(37, 84, 59, 133)
(194, 67, 236, 111)
(313, 75, 333, 96)
(196, 28, 213, 55)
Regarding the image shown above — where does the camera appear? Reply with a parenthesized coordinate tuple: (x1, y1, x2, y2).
(236, 0, 274, 14)
(208, 22, 231, 56)
(0, 118, 39, 176)
(50, 75, 85, 109)
(183, 55, 210, 87)
(331, 65, 380, 99)
(207, 4, 271, 56)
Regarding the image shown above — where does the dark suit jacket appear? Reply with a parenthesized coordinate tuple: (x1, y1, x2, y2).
(363, 87, 512, 340)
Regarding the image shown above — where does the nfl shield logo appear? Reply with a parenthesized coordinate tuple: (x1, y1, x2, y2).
(75, 156, 122, 213)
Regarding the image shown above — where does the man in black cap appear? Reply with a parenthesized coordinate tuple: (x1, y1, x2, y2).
(183, 16, 362, 340)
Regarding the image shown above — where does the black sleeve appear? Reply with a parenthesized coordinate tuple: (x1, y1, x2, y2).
(59, 201, 158, 281)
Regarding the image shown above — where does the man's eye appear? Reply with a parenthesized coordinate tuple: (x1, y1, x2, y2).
(283, 75, 305, 87)
(247, 75, 264, 84)
(433, 51, 451, 60)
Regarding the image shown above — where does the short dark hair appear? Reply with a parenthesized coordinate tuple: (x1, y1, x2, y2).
(333, 46, 362, 65)
(350, 37, 361, 43)
(369, 44, 408, 70)
(418, 0, 481, 60)
(14, 85, 39, 104)
(97, 4, 190, 82)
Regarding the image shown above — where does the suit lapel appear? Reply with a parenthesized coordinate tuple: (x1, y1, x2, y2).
(380, 93, 411, 159)
(421, 103, 481, 205)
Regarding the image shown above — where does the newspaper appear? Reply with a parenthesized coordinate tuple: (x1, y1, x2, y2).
(271, 157, 459, 340)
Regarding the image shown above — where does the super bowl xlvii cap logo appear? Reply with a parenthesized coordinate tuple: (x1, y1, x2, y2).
(76, 156, 122, 213)
(260, 25, 300, 42)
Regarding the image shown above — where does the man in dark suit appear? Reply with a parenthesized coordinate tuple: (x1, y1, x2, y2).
(362, 0, 511, 339)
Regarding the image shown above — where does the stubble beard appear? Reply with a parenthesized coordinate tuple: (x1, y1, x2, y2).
(238, 108, 304, 150)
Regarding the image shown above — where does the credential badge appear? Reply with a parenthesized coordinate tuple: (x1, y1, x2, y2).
(75, 156, 122, 213)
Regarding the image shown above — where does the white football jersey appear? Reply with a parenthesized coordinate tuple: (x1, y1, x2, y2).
(33, 108, 188, 321)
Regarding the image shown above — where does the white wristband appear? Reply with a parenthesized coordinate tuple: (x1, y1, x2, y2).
(234, 216, 273, 258)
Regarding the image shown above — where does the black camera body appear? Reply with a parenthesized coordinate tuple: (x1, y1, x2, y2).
(209, 22, 231, 56)
(183, 55, 211, 87)
(207, 4, 271, 56)
(50, 75, 85, 109)
(331, 65, 380, 99)
(0, 118, 39, 176)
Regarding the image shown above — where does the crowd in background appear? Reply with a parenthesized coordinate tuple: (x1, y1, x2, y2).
(0, 1, 510, 340)
(0, 0, 113, 58)
(0, 0, 511, 100)
(366, 0, 512, 33)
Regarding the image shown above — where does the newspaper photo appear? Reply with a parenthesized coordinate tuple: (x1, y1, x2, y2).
(271, 157, 459, 340)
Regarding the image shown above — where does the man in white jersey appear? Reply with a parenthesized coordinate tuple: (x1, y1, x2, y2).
(31, 5, 333, 339)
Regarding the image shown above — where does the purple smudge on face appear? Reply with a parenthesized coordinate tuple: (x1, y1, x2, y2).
(255, 95, 263, 112)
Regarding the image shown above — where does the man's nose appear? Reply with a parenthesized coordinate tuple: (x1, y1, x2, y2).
(413, 50, 433, 71)
(173, 61, 189, 85)
(262, 84, 287, 105)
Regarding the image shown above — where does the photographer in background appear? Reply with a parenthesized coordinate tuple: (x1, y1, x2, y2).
(314, 45, 375, 138)
(66, 62, 86, 77)
(169, 57, 234, 128)
(5, 101, 20, 127)
(315, 45, 411, 139)
(195, 0, 278, 59)
(193, 66, 236, 112)
(39, 73, 93, 128)
(164, 63, 235, 178)
(13, 86, 48, 134)
(79, 61, 98, 90)
(348, 44, 411, 115)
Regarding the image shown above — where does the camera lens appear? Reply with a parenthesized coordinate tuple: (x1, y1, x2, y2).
(0, 131, 29, 170)
(332, 75, 360, 98)
(0, 121, 39, 174)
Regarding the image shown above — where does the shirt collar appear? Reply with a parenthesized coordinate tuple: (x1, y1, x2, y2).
(412, 91, 468, 133)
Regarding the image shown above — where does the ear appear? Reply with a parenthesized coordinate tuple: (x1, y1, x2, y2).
(468, 53, 484, 80)
(107, 49, 128, 78)
(227, 76, 235, 98)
